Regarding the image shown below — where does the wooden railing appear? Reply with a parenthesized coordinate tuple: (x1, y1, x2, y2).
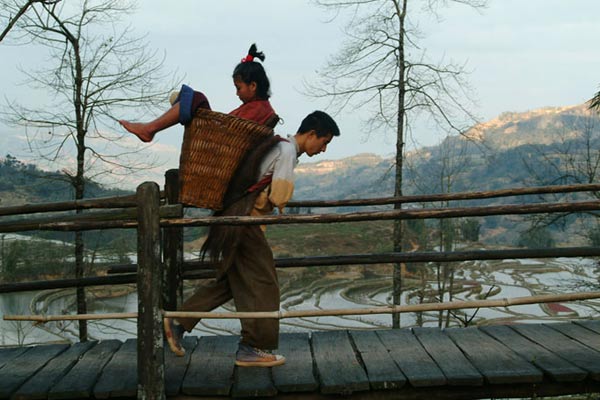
(1, 170, 600, 399)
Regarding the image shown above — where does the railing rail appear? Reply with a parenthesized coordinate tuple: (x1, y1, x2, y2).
(1, 200, 599, 233)
(287, 183, 600, 208)
(3, 246, 600, 294)
(0, 194, 139, 217)
(1, 182, 598, 217)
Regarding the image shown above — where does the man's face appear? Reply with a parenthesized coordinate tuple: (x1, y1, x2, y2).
(305, 131, 333, 157)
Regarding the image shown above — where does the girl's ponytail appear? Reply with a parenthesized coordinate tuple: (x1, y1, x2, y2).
(246, 44, 265, 62)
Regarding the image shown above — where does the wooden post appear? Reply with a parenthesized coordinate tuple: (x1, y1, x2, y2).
(136, 182, 165, 400)
(163, 169, 184, 311)
(75, 230, 88, 342)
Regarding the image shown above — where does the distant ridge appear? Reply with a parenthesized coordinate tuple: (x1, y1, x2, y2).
(463, 103, 593, 148)
(297, 103, 598, 172)
(293, 103, 599, 200)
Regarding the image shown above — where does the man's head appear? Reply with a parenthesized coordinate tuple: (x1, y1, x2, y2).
(295, 111, 340, 157)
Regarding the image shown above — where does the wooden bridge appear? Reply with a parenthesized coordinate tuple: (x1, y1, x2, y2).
(0, 320, 600, 400)
(2, 177, 600, 399)
(1, 320, 600, 399)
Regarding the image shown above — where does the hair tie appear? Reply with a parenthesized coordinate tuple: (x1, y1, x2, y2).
(241, 54, 254, 63)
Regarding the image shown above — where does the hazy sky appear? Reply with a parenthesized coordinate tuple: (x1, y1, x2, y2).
(1, 0, 599, 182)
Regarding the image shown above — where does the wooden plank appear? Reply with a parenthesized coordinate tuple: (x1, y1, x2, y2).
(272, 332, 318, 392)
(413, 327, 483, 386)
(11, 341, 96, 400)
(232, 366, 277, 398)
(312, 330, 369, 395)
(445, 327, 543, 384)
(0, 347, 29, 371)
(481, 325, 587, 382)
(165, 336, 198, 397)
(48, 340, 122, 399)
(512, 323, 600, 380)
(163, 168, 184, 311)
(181, 335, 237, 396)
(0, 343, 68, 399)
(93, 338, 137, 399)
(546, 322, 600, 351)
(349, 330, 406, 390)
(575, 319, 600, 335)
(377, 329, 446, 387)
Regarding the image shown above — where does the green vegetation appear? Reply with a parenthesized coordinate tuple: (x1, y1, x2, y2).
(266, 220, 394, 258)
(0, 232, 134, 283)
(0, 154, 130, 206)
(517, 227, 556, 249)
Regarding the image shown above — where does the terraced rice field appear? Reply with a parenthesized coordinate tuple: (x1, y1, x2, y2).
(1, 257, 598, 346)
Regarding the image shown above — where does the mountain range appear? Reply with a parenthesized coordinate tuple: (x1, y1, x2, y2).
(294, 103, 599, 201)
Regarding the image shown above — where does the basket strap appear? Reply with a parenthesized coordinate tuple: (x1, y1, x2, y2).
(247, 173, 273, 194)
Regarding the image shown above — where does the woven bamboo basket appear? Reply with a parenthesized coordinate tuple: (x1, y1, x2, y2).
(179, 108, 274, 210)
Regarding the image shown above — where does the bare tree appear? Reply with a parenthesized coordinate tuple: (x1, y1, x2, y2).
(308, 0, 485, 327)
(408, 134, 474, 327)
(520, 109, 600, 245)
(1, 0, 178, 340)
(0, 0, 61, 42)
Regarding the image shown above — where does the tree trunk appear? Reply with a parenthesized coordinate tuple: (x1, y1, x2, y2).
(74, 132, 87, 341)
(392, 0, 407, 329)
(73, 36, 87, 342)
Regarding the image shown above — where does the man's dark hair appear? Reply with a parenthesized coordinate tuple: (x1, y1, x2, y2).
(297, 110, 340, 138)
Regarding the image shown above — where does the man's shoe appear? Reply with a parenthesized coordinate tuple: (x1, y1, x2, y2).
(163, 317, 185, 357)
(235, 343, 286, 367)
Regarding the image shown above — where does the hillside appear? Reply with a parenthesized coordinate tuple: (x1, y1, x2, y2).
(0, 155, 131, 207)
(0, 156, 135, 262)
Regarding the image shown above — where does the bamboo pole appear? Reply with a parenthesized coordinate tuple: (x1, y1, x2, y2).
(164, 200, 600, 228)
(0, 274, 138, 294)
(2, 200, 599, 233)
(4, 313, 137, 322)
(103, 246, 600, 276)
(1, 183, 596, 217)
(0, 191, 167, 217)
(170, 291, 600, 318)
(6, 291, 600, 322)
(0, 194, 138, 217)
(0, 205, 181, 233)
(287, 183, 600, 208)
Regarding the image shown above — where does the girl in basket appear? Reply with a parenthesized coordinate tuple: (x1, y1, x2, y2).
(118, 43, 278, 140)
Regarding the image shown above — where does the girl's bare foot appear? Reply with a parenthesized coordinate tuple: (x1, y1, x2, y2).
(119, 120, 156, 143)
